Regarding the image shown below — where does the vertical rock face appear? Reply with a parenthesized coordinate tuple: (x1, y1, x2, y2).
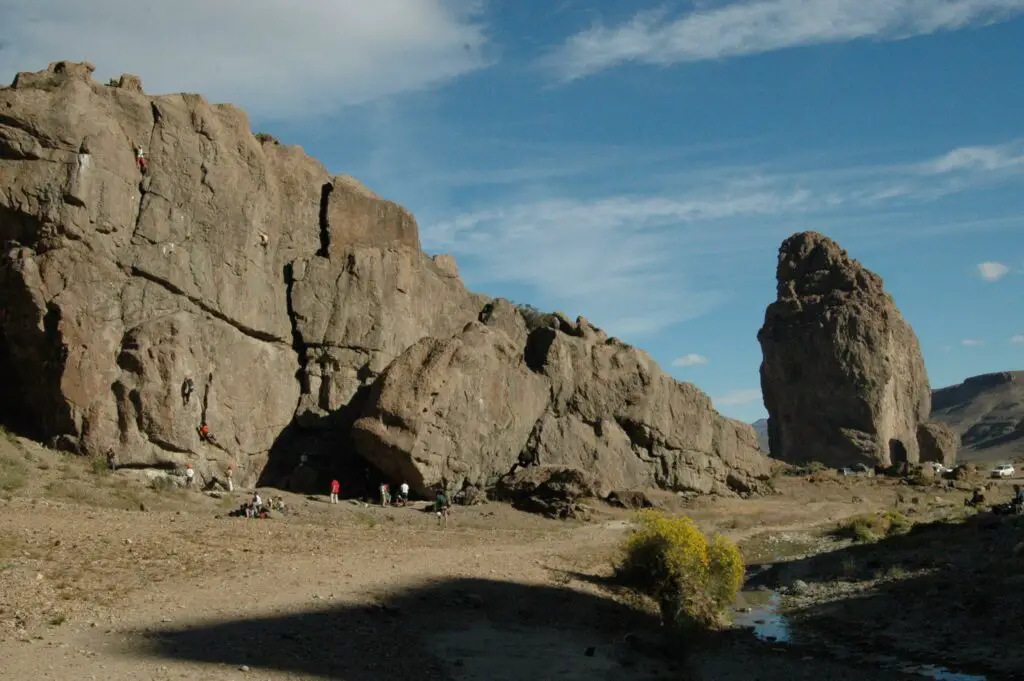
(757, 232, 932, 468)
(0, 61, 479, 485)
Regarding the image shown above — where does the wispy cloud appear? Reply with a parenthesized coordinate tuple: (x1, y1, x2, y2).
(422, 140, 1024, 337)
(0, 0, 490, 120)
(961, 338, 984, 346)
(978, 261, 1011, 281)
(544, 0, 1024, 81)
(925, 141, 1024, 174)
(1012, 334, 1024, 345)
(672, 353, 709, 367)
(714, 388, 763, 407)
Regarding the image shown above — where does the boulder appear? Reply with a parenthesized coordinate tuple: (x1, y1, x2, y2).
(492, 465, 601, 519)
(758, 232, 932, 468)
(917, 421, 959, 467)
(351, 322, 550, 495)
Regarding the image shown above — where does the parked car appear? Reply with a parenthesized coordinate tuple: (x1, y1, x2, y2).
(991, 464, 1015, 478)
(930, 462, 953, 474)
(839, 464, 874, 477)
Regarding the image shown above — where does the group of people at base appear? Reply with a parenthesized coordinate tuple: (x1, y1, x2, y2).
(965, 484, 1024, 515)
(240, 491, 285, 519)
(328, 479, 453, 526)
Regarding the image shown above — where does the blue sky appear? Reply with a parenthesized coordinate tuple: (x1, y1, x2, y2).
(3, 0, 1023, 422)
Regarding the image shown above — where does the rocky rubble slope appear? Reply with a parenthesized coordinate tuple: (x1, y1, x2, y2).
(0, 60, 770, 498)
(757, 232, 955, 468)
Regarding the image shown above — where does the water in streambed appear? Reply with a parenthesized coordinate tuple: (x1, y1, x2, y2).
(732, 590, 989, 681)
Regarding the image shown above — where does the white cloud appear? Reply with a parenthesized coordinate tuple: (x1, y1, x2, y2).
(0, 0, 490, 120)
(422, 140, 1024, 337)
(714, 388, 763, 407)
(672, 353, 709, 367)
(1011, 335, 1024, 345)
(545, 0, 1024, 81)
(978, 261, 1010, 281)
(961, 338, 984, 346)
(424, 190, 809, 336)
(925, 141, 1024, 174)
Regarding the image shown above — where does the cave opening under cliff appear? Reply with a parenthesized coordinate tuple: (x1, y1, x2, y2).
(0, 299, 68, 443)
(889, 438, 908, 466)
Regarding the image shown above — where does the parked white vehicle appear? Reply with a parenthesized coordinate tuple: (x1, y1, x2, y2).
(991, 464, 1015, 478)
(930, 462, 953, 474)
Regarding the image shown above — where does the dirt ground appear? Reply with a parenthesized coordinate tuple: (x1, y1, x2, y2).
(1, 432, 1020, 681)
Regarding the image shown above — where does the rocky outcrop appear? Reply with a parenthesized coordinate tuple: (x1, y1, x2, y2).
(0, 61, 479, 486)
(492, 465, 602, 520)
(916, 421, 958, 467)
(0, 60, 770, 501)
(354, 313, 773, 497)
(757, 232, 933, 468)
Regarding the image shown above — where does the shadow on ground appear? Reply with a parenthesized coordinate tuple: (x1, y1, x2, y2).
(746, 512, 1024, 680)
(129, 577, 669, 681)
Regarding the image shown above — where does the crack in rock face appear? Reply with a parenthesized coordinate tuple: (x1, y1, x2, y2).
(0, 60, 771, 501)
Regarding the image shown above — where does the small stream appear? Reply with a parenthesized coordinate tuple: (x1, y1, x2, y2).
(732, 590, 989, 681)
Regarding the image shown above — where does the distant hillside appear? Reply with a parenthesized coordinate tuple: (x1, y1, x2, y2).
(752, 419, 770, 453)
(930, 371, 1024, 463)
(753, 371, 1024, 462)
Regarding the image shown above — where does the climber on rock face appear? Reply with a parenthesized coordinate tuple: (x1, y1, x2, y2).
(198, 422, 217, 444)
(134, 144, 147, 173)
(181, 378, 195, 406)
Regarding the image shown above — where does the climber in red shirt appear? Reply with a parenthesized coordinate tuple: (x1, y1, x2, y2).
(198, 422, 217, 444)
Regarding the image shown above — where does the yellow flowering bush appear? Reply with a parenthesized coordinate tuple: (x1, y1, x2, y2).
(617, 510, 745, 632)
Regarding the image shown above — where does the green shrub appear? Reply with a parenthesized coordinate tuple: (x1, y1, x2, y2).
(514, 303, 558, 332)
(832, 510, 912, 543)
(617, 510, 744, 633)
(254, 132, 279, 145)
(89, 455, 110, 476)
(780, 461, 829, 477)
(150, 476, 177, 493)
(0, 452, 28, 492)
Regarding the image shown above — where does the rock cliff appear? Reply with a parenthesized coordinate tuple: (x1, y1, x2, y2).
(757, 231, 947, 468)
(0, 60, 769, 499)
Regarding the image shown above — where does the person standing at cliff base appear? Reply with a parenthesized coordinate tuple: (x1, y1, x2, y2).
(330, 479, 340, 504)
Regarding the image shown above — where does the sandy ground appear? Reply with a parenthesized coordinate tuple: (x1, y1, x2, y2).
(1, 434, 1019, 681)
